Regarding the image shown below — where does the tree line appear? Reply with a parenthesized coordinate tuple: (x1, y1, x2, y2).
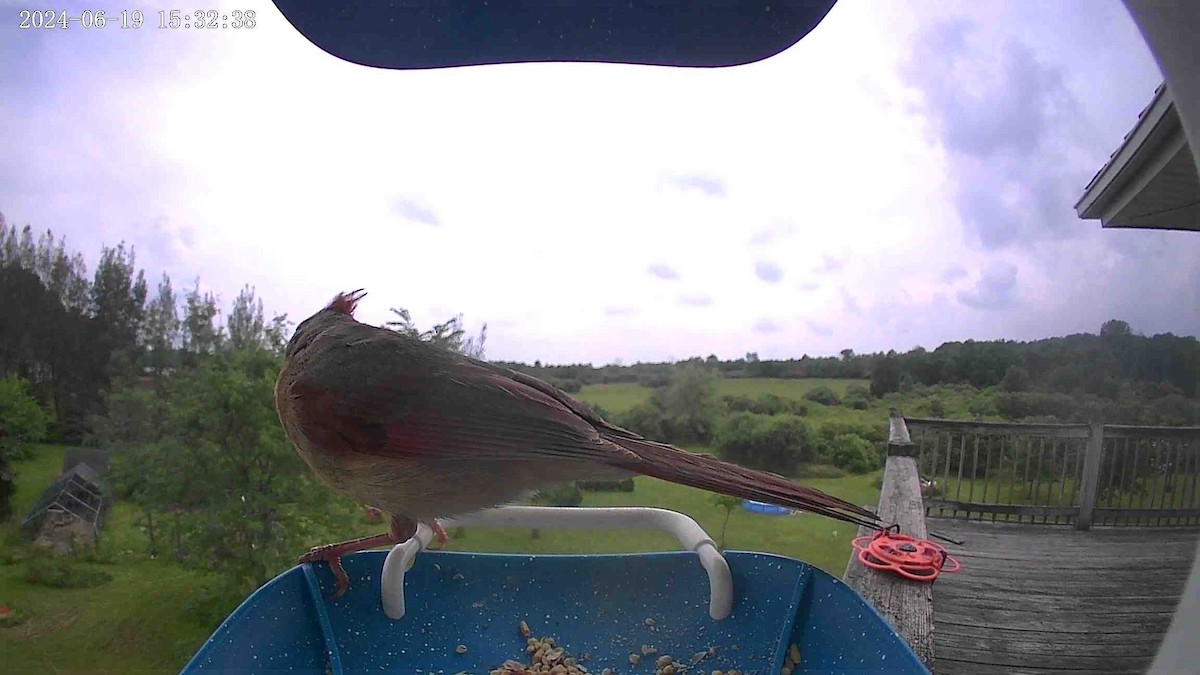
(499, 325, 1195, 401)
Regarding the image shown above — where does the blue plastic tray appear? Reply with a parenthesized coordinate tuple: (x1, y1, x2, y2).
(183, 550, 926, 674)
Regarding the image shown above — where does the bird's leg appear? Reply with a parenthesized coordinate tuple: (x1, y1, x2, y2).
(427, 519, 449, 549)
(298, 515, 418, 600)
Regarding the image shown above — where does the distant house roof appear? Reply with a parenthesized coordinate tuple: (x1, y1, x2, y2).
(1075, 83, 1200, 231)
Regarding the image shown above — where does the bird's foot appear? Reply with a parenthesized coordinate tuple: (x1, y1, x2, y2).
(428, 520, 449, 550)
(297, 529, 402, 600)
(299, 545, 351, 600)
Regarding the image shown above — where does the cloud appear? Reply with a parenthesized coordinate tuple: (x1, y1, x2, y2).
(678, 293, 713, 307)
(818, 255, 843, 273)
(605, 306, 638, 317)
(941, 265, 968, 283)
(748, 223, 794, 246)
(753, 318, 782, 334)
(796, 280, 820, 292)
(957, 260, 1019, 310)
(665, 173, 726, 197)
(391, 197, 440, 227)
(902, 18, 1089, 250)
(754, 260, 783, 283)
(806, 319, 833, 336)
(749, 229, 775, 245)
(647, 264, 679, 280)
(841, 288, 863, 316)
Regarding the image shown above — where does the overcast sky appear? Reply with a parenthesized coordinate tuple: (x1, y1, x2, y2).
(3, 0, 1197, 364)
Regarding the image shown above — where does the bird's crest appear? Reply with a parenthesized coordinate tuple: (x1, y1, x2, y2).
(326, 289, 367, 316)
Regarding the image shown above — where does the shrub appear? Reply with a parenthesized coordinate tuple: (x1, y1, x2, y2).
(554, 378, 583, 394)
(928, 398, 946, 418)
(533, 482, 583, 507)
(821, 433, 879, 474)
(0, 375, 52, 521)
(722, 393, 806, 416)
(577, 478, 636, 492)
(845, 395, 870, 410)
(816, 420, 885, 445)
(0, 374, 51, 461)
(615, 401, 667, 440)
(804, 386, 841, 406)
(846, 384, 871, 399)
(716, 412, 811, 476)
(23, 555, 112, 589)
(967, 393, 997, 418)
(794, 463, 846, 479)
(588, 403, 613, 421)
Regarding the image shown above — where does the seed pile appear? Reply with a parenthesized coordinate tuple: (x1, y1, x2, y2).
(489, 620, 591, 675)
(778, 642, 803, 675)
(488, 620, 801, 675)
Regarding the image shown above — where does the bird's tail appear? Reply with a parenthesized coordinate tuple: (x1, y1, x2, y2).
(606, 434, 884, 530)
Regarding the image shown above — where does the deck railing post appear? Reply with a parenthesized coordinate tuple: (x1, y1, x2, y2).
(845, 410, 935, 670)
(1076, 422, 1106, 530)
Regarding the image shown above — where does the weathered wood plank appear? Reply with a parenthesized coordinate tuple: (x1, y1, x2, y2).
(905, 417, 1091, 438)
(926, 500, 1078, 518)
(935, 611, 1175, 635)
(929, 517, 1198, 675)
(935, 642, 1152, 671)
(844, 413, 934, 671)
(936, 630, 1161, 657)
(936, 622, 1165, 646)
(938, 660, 1140, 675)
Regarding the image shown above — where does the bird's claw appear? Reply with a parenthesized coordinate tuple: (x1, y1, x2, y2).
(299, 545, 350, 600)
(428, 520, 449, 550)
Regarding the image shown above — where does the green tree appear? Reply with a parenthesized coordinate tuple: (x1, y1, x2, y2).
(869, 356, 902, 398)
(385, 307, 488, 358)
(1000, 364, 1030, 392)
(650, 365, 721, 444)
(181, 282, 223, 365)
(0, 375, 52, 520)
(142, 273, 180, 387)
(106, 288, 309, 587)
(1100, 319, 1132, 337)
(90, 242, 148, 377)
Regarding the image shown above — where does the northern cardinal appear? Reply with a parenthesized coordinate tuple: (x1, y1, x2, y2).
(276, 290, 881, 598)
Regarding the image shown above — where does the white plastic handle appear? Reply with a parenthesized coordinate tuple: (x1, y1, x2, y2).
(380, 506, 733, 621)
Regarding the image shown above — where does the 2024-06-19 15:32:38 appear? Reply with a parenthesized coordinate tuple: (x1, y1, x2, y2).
(17, 9, 257, 30)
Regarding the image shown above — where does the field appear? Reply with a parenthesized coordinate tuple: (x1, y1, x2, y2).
(577, 377, 868, 414)
(1, 377, 967, 673)
(577, 377, 979, 427)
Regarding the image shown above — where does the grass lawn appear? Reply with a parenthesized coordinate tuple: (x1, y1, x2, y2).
(1, 445, 238, 674)
(440, 472, 880, 575)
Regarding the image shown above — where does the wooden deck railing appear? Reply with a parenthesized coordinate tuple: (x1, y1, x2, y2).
(906, 417, 1200, 529)
(844, 410, 935, 671)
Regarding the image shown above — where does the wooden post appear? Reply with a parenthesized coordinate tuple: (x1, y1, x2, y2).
(845, 411, 935, 670)
(1076, 422, 1105, 530)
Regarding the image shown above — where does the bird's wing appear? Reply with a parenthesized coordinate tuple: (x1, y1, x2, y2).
(287, 336, 640, 464)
